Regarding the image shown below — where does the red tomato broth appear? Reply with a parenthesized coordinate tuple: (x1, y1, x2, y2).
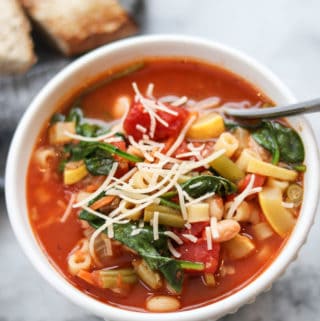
(26, 57, 292, 312)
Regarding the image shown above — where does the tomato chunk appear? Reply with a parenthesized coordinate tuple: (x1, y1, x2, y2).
(178, 239, 220, 273)
(238, 174, 266, 192)
(123, 102, 189, 141)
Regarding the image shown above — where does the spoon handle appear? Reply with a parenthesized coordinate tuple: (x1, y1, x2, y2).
(224, 97, 320, 119)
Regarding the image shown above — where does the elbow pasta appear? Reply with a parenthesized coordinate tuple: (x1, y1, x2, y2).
(34, 147, 56, 169)
(130, 171, 150, 189)
(235, 148, 261, 171)
(214, 132, 239, 157)
(68, 239, 92, 275)
(120, 200, 143, 220)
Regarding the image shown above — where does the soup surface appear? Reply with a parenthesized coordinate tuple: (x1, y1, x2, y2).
(27, 58, 304, 312)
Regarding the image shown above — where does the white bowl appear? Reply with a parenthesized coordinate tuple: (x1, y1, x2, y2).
(5, 35, 320, 321)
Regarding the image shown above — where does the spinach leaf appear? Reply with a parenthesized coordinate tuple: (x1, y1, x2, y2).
(66, 107, 83, 126)
(271, 121, 304, 163)
(252, 121, 280, 164)
(50, 113, 65, 124)
(252, 121, 304, 165)
(182, 175, 237, 198)
(79, 212, 204, 293)
(163, 175, 237, 199)
(85, 155, 115, 175)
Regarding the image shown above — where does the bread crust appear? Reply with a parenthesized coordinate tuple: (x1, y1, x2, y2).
(21, 0, 138, 56)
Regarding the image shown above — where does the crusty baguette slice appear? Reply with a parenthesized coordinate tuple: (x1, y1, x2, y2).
(0, 0, 36, 74)
(21, 0, 138, 56)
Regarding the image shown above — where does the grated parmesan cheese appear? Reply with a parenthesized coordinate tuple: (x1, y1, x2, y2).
(73, 162, 118, 208)
(182, 233, 198, 243)
(281, 201, 295, 208)
(153, 211, 160, 240)
(210, 217, 220, 239)
(165, 115, 197, 156)
(136, 124, 147, 134)
(60, 193, 76, 223)
(205, 226, 213, 250)
(226, 174, 262, 219)
(64, 129, 119, 143)
(167, 240, 181, 258)
(164, 231, 183, 245)
(171, 96, 188, 107)
(175, 183, 188, 220)
(186, 191, 216, 207)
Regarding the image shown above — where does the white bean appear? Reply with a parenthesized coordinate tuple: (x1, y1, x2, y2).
(146, 295, 181, 312)
(207, 196, 224, 220)
(213, 219, 241, 242)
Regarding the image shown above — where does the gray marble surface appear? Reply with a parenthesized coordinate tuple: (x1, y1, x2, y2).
(1, 0, 320, 320)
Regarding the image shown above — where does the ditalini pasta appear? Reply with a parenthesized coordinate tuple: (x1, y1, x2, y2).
(26, 58, 305, 312)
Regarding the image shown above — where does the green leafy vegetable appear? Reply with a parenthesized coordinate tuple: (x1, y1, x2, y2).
(252, 121, 304, 165)
(84, 154, 115, 175)
(252, 121, 280, 164)
(50, 113, 65, 124)
(159, 197, 181, 210)
(79, 212, 204, 292)
(162, 175, 237, 199)
(62, 140, 142, 174)
(66, 107, 83, 126)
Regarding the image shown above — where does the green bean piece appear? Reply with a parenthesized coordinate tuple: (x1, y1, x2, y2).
(286, 183, 303, 203)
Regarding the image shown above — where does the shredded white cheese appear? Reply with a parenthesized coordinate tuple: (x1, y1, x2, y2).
(146, 83, 154, 98)
(281, 201, 295, 208)
(73, 162, 118, 208)
(205, 226, 213, 250)
(153, 211, 160, 240)
(171, 96, 188, 107)
(164, 231, 183, 245)
(175, 183, 188, 220)
(64, 129, 119, 143)
(210, 217, 220, 239)
(60, 193, 76, 223)
(167, 240, 181, 258)
(182, 233, 198, 243)
(131, 228, 142, 236)
(226, 174, 262, 219)
(186, 191, 216, 207)
(165, 115, 197, 156)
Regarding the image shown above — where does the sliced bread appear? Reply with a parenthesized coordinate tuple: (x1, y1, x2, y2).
(0, 0, 36, 74)
(21, 0, 138, 56)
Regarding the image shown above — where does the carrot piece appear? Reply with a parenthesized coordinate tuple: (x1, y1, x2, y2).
(77, 270, 95, 285)
(162, 136, 176, 154)
(90, 195, 115, 210)
(85, 184, 100, 193)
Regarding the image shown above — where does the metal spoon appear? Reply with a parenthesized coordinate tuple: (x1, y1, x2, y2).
(223, 97, 320, 119)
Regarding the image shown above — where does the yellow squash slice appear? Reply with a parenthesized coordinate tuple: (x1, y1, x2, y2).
(258, 187, 296, 237)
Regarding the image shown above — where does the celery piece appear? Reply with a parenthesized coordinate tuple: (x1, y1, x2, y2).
(179, 260, 204, 271)
(210, 155, 245, 182)
(97, 268, 137, 289)
(144, 204, 184, 228)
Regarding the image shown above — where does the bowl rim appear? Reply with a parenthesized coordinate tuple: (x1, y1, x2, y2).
(5, 34, 320, 321)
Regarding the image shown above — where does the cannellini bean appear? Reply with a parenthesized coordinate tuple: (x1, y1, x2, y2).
(213, 219, 241, 242)
(146, 295, 181, 312)
(207, 196, 224, 220)
(232, 201, 251, 222)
